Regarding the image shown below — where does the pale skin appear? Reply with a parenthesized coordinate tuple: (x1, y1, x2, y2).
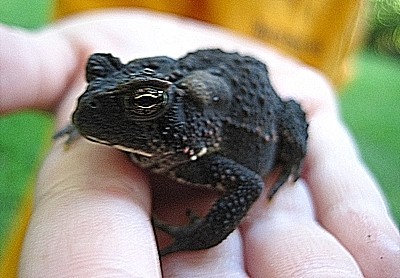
(1, 10, 399, 277)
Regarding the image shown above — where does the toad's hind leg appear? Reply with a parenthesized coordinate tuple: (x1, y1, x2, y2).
(154, 155, 264, 256)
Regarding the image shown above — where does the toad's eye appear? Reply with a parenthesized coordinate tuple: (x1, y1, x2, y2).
(124, 87, 169, 120)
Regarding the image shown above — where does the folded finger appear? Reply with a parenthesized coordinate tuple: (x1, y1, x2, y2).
(0, 24, 80, 113)
(268, 58, 400, 276)
(243, 180, 363, 277)
(305, 113, 400, 277)
(161, 231, 248, 277)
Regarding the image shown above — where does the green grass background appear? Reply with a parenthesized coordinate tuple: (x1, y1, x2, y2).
(1, 0, 399, 254)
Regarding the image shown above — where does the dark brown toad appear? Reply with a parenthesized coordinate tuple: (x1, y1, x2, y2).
(58, 49, 308, 256)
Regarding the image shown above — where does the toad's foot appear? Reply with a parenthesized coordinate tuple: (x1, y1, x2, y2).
(53, 124, 81, 147)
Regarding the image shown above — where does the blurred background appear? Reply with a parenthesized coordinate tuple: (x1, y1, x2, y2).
(1, 0, 399, 255)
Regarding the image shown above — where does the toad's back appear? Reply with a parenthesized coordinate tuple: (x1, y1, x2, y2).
(174, 49, 283, 175)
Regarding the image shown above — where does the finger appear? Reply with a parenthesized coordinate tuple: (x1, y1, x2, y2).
(266, 57, 400, 276)
(0, 24, 80, 114)
(242, 180, 363, 277)
(19, 140, 161, 277)
(305, 111, 400, 277)
(161, 231, 248, 277)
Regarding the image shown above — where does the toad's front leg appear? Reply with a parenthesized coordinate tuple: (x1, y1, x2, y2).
(154, 155, 264, 256)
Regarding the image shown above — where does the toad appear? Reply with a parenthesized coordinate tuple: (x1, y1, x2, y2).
(57, 49, 308, 256)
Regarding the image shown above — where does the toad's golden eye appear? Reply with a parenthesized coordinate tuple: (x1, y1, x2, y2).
(124, 87, 169, 120)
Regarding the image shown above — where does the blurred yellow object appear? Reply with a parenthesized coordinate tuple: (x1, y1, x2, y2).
(55, 0, 366, 86)
(0, 184, 33, 278)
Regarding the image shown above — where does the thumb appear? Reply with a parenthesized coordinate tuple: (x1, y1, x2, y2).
(19, 139, 161, 277)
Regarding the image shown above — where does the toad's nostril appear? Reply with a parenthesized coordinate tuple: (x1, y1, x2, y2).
(88, 99, 100, 109)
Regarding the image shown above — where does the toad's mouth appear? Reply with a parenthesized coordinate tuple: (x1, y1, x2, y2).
(85, 135, 153, 158)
